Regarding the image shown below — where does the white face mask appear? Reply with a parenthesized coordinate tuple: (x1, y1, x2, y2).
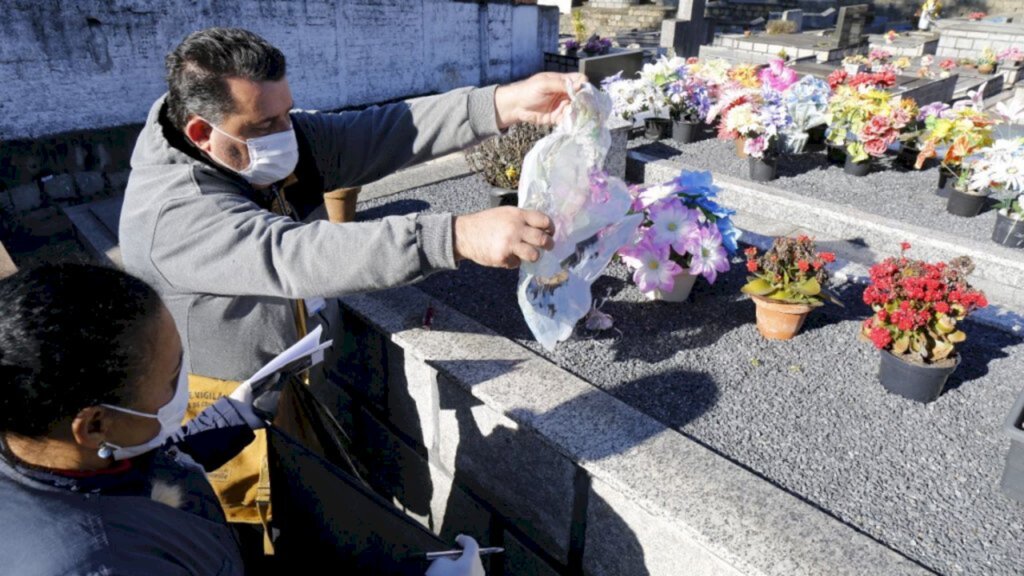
(99, 370, 189, 461)
(204, 119, 299, 186)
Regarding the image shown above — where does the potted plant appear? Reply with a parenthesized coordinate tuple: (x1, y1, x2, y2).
(977, 48, 998, 75)
(967, 11, 986, 21)
(619, 170, 739, 301)
(638, 56, 693, 139)
(665, 66, 712, 144)
(997, 47, 1024, 86)
(723, 93, 786, 182)
(845, 94, 916, 177)
(976, 138, 1024, 247)
(561, 39, 580, 56)
(861, 243, 988, 403)
(581, 34, 613, 57)
(778, 75, 831, 154)
(999, 384, 1024, 503)
(915, 107, 996, 213)
(993, 194, 1024, 248)
(707, 64, 763, 157)
(842, 54, 869, 75)
(465, 123, 551, 207)
(741, 236, 837, 340)
(824, 71, 898, 166)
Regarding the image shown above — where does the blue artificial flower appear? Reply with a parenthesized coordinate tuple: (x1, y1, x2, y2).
(715, 215, 741, 254)
(673, 170, 716, 198)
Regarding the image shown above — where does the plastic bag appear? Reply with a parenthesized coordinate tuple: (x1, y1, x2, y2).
(516, 82, 643, 350)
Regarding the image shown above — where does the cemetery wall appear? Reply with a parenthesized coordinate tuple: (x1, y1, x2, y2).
(935, 20, 1024, 61)
(0, 0, 557, 236)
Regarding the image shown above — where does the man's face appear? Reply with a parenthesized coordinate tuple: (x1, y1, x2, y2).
(185, 77, 294, 177)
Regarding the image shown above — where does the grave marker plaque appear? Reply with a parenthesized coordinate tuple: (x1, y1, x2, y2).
(833, 4, 870, 48)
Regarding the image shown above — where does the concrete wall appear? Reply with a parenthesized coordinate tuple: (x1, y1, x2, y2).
(935, 20, 1024, 61)
(0, 0, 559, 141)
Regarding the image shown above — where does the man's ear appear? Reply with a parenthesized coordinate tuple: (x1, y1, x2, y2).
(70, 406, 113, 450)
(184, 116, 213, 151)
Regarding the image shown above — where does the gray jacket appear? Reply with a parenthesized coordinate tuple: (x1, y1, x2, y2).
(120, 88, 499, 381)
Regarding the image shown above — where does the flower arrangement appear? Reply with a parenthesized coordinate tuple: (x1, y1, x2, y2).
(827, 69, 897, 90)
(886, 30, 899, 44)
(999, 47, 1024, 65)
(727, 64, 762, 89)
(602, 73, 649, 121)
(779, 75, 831, 153)
(869, 48, 893, 66)
(741, 236, 836, 306)
(722, 88, 791, 159)
(915, 107, 997, 187)
(970, 138, 1024, 195)
(563, 39, 580, 53)
(584, 36, 613, 55)
(995, 193, 1024, 222)
(977, 47, 999, 72)
(619, 171, 739, 296)
(862, 243, 987, 364)
(967, 11, 986, 21)
(758, 58, 798, 92)
(849, 96, 915, 163)
(666, 67, 712, 123)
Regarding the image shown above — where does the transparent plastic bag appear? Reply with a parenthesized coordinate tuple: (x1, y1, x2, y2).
(516, 83, 643, 350)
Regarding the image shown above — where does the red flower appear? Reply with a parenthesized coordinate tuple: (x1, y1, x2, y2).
(869, 326, 893, 349)
(820, 252, 836, 263)
(746, 260, 759, 273)
(827, 69, 848, 89)
(940, 58, 956, 71)
(744, 246, 758, 257)
(863, 137, 889, 157)
(797, 259, 810, 272)
(900, 242, 911, 252)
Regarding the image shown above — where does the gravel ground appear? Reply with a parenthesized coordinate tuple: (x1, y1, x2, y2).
(361, 175, 1024, 576)
(628, 134, 1007, 247)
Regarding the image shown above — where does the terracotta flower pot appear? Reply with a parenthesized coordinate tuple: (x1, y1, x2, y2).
(751, 295, 814, 340)
(978, 63, 995, 74)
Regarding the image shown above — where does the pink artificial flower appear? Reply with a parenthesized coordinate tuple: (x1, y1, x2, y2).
(744, 135, 768, 157)
(688, 225, 730, 284)
(620, 240, 683, 293)
(940, 58, 956, 71)
(863, 138, 889, 157)
(649, 198, 702, 255)
(758, 58, 798, 92)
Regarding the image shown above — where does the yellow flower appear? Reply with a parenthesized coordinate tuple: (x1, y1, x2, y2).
(505, 165, 519, 183)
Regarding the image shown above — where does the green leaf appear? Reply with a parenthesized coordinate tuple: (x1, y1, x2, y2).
(893, 335, 910, 355)
(793, 278, 821, 297)
(947, 330, 967, 343)
(741, 278, 776, 296)
(935, 315, 957, 334)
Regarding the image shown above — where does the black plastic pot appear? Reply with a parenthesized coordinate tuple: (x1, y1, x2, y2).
(807, 125, 827, 144)
(1000, 385, 1024, 503)
(945, 188, 987, 217)
(748, 156, 778, 182)
(671, 120, 699, 144)
(878, 351, 960, 403)
(992, 211, 1024, 249)
(826, 144, 846, 165)
(935, 172, 956, 198)
(644, 118, 671, 140)
(896, 145, 920, 169)
(843, 156, 871, 176)
(488, 186, 518, 208)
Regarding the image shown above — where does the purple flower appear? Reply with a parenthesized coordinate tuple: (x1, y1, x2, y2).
(688, 225, 730, 284)
(619, 239, 682, 293)
(649, 198, 702, 255)
(918, 101, 951, 122)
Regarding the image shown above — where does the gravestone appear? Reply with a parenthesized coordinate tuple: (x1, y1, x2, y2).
(783, 9, 804, 33)
(660, 0, 710, 58)
(833, 4, 870, 48)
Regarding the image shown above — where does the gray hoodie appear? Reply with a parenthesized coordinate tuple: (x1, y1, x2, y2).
(120, 87, 500, 381)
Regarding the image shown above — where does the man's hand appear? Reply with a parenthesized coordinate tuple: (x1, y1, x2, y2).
(494, 72, 588, 129)
(452, 207, 555, 269)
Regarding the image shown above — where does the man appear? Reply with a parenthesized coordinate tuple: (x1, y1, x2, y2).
(120, 27, 584, 383)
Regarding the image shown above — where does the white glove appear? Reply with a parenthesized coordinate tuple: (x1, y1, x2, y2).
(425, 535, 486, 576)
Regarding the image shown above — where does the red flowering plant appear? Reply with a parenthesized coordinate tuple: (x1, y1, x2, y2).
(861, 243, 988, 364)
(741, 236, 837, 306)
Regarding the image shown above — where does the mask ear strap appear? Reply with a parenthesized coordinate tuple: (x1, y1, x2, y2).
(100, 404, 159, 420)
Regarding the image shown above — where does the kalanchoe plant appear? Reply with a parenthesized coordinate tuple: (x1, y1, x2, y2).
(741, 236, 837, 306)
(861, 243, 988, 363)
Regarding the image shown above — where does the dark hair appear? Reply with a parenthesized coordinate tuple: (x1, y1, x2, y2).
(165, 27, 287, 130)
(0, 264, 165, 438)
